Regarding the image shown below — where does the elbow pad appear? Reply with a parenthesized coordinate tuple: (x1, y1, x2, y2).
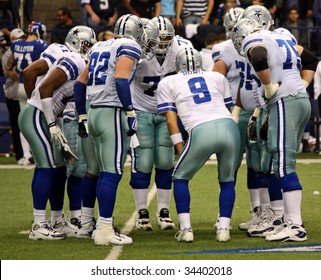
(250, 47, 269, 72)
(301, 48, 318, 71)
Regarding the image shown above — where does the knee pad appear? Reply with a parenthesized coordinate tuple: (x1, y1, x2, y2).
(155, 168, 173, 190)
(280, 172, 302, 192)
(130, 171, 151, 189)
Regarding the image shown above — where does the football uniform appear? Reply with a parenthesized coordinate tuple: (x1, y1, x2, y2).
(157, 69, 240, 227)
(19, 51, 86, 168)
(243, 30, 310, 179)
(158, 70, 239, 181)
(87, 38, 141, 174)
(212, 39, 242, 103)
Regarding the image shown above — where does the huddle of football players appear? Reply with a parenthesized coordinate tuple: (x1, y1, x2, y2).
(18, 4, 317, 246)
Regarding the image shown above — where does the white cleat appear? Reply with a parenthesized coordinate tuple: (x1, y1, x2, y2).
(216, 228, 230, 242)
(156, 208, 175, 230)
(29, 221, 66, 240)
(174, 228, 194, 242)
(94, 223, 133, 246)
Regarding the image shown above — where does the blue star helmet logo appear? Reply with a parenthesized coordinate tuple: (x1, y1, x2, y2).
(254, 10, 262, 18)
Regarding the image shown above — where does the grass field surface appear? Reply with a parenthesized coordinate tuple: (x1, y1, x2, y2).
(1, 154, 321, 261)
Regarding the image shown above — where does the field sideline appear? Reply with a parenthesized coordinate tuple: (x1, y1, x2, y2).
(0, 154, 321, 261)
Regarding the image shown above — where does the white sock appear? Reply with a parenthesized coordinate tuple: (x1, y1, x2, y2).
(50, 210, 63, 224)
(132, 189, 148, 211)
(283, 190, 302, 225)
(33, 209, 46, 223)
(217, 217, 231, 229)
(178, 213, 191, 230)
(70, 210, 81, 219)
(258, 187, 270, 211)
(81, 207, 94, 225)
(248, 189, 260, 210)
(157, 188, 171, 212)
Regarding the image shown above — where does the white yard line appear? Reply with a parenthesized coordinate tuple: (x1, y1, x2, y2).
(104, 183, 157, 260)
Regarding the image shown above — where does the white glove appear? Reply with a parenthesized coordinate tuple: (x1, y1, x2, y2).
(263, 83, 279, 100)
(231, 106, 242, 123)
(61, 142, 79, 164)
(48, 122, 67, 145)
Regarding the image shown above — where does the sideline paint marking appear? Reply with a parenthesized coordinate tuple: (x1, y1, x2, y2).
(167, 243, 321, 255)
(105, 184, 157, 260)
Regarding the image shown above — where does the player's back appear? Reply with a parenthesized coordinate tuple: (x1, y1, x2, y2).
(244, 31, 305, 100)
(11, 39, 48, 82)
(212, 39, 243, 102)
(158, 70, 233, 132)
(88, 38, 142, 107)
(29, 51, 85, 116)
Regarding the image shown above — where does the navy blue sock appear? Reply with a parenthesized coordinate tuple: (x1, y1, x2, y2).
(67, 175, 83, 211)
(219, 181, 235, 218)
(49, 166, 67, 211)
(173, 179, 190, 214)
(97, 172, 121, 218)
(82, 175, 98, 208)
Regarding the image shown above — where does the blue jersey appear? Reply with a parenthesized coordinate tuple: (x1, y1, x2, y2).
(81, 0, 116, 19)
(11, 39, 48, 83)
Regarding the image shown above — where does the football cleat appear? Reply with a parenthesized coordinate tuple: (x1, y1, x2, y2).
(265, 221, 307, 242)
(70, 216, 82, 229)
(135, 208, 153, 231)
(77, 219, 96, 239)
(156, 208, 175, 230)
(52, 218, 78, 237)
(216, 228, 230, 242)
(29, 221, 66, 240)
(247, 206, 275, 230)
(94, 223, 133, 246)
(238, 206, 262, 230)
(174, 227, 194, 242)
(247, 216, 284, 237)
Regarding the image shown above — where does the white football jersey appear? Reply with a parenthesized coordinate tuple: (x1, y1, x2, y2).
(88, 38, 142, 107)
(28, 51, 86, 117)
(212, 39, 243, 102)
(243, 30, 305, 103)
(34, 43, 71, 86)
(157, 70, 233, 133)
(131, 35, 193, 113)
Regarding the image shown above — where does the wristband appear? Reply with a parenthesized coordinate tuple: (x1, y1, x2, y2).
(41, 97, 55, 124)
(170, 133, 183, 145)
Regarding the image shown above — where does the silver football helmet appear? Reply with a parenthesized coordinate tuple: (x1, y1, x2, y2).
(175, 47, 202, 73)
(241, 5, 274, 30)
(231, 18, 260, 56)
(223, 7, 245, 33)
(65, 25, 97, 59)
(114, 14, 144, 44)
(140, 18, 160, 60)
(151, 16, 175, 58)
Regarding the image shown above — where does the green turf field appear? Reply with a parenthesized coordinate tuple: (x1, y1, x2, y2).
(1, 154, 321, 260)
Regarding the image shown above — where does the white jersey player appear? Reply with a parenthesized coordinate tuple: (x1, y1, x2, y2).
(129, 16, 193, 231)
(157, 47, 240, 243)
(18, 26, 95, 241)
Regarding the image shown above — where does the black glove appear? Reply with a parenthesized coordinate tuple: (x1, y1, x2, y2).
(247, 116, 257, 142)
(260, 114, 269, 141)
(77, 114, 88, 138)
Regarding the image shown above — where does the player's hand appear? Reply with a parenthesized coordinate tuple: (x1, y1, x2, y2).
(263, 83, 280, 101)
(78, 114, 89, 138)
(126, 111, 138, 136)
(247, 116, 257, 142)
(260, 114, 269, 141)
(61, 142, 79, 164)
(48, 122, 67, 145)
